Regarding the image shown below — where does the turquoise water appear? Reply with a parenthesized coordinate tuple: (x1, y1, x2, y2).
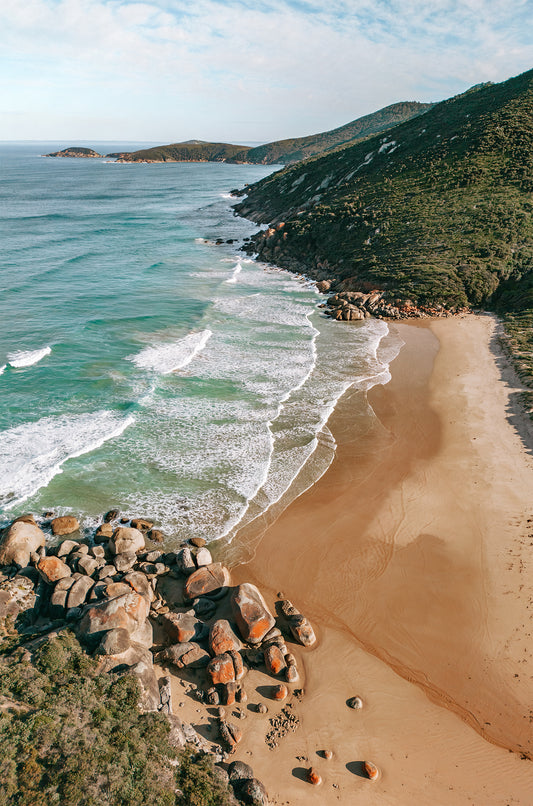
(0, 143, 399, 547)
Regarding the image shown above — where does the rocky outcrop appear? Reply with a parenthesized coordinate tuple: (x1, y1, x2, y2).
(317, 288, 462, 321)
(231, 583, 275, 644)
(0, 510, 316, 802)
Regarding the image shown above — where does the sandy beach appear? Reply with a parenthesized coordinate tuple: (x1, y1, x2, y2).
(218, 314, 533, 804)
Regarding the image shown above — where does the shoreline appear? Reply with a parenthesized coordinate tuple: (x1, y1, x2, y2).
(229, 313, 533, 804)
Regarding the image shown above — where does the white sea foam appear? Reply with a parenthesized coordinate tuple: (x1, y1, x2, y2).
(0, 411, 134, 509)
(7, 346, 51, 368)
(128, 329, 212, 374)
(0, 364, 5, 376)
(225, 262, 243, 284)
(218, 316, 397, 543)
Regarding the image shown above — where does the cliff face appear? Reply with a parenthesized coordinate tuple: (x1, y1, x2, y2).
(235, 70, 533, 314)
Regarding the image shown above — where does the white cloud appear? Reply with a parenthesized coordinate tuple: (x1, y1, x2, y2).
(0, 0, 531, 140)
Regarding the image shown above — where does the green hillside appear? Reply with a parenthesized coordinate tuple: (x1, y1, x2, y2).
(113, 102, 430, 165)
(235, 71, 533, 309)
(228, 102, 432, 164)
(116, 141, 250, 162)
(44, 147, 103, 158)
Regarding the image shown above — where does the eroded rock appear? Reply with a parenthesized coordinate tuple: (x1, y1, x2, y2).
(306, 767, 321, 786)
(195, 547, 213, 567)
(159, 611, 202, 643)
(96, 627, 131, 655)
(78, 590, 149, 640)
(207, 652, 235, 685)
(51, 516, 80, 536)
(184, 563, 230, 600)
(176, 547, 196, 576)
(158, 641, 210, 669)
(209, 619, 242, 656)
(56, 540, 80, 558)
(264, 644, 286, 676)
(109, 527, 145, 556)
(236, 777, 269, 805)
(0, 521, 46, 568)
(279, 598, 316, 647)
(364, 761, 380, 781)
(37, 556, 71, 584)
(66, 575, 94, 608)
(231, 583, 275, 644)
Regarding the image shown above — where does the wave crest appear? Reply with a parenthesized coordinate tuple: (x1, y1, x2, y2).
(7, 346, 51, 368)
(0, 410, 134, 508)
(128, 329, 212, 374)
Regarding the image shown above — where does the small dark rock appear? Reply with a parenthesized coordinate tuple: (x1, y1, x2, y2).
(130, 518, 153, 532)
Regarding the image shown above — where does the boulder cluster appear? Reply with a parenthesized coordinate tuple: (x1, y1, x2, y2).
(316, 285, 463, 321)
(0, 509, 320, 805)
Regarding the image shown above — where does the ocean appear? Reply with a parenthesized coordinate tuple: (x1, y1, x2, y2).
(0, 142, 401, 551)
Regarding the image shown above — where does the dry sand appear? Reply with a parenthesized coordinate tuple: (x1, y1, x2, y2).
(219, 314, 533, 804)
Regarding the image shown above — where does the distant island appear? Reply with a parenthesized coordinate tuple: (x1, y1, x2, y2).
(43, 147, 103, 158)
(43, 101, 432, 166)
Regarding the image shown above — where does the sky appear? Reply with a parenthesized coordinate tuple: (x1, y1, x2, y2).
(1, 0, 532, 143)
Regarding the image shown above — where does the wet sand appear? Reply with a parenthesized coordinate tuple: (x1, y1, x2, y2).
(227, 314, 533, 804)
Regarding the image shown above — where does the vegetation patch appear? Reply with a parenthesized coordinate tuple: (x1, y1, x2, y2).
(235, 68, 533, 381)
(0, 630, 234, 806)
